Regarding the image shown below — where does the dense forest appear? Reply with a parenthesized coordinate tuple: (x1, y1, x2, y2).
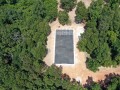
(77, 0, 120, 71)
(0, 0, 120, 90)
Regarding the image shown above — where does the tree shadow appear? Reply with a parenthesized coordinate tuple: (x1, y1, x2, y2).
(83, 76, 94, 88)
(83, 73, 120, 89)
(98, 73, 120, 89)
(55, 65, 120, 90)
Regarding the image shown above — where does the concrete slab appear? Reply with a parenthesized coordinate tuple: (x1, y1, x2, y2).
(55, 30, 74, 64)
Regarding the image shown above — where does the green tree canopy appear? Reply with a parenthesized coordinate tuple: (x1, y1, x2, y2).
(60, 0, 76, 12)
(78, 0, 120, 71)
(75, 1, 87, 23)
(58, 11, 69, 25)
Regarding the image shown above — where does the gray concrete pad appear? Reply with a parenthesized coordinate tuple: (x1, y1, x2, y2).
(55, 30, 74, 64)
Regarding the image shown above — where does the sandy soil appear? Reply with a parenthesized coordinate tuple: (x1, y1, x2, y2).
(81, 0, 92, 8)
(43, 0, 120, 85)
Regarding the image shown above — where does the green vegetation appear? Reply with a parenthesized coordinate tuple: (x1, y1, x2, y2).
(78, 0, 120, 71)
(0, 0, 120, 89)
(89, 83, 102, 90)
(44, 0, 58, 22)
(0, 0, 82, 89)
(75, 1, 87, 23)
(87, 76, 120, 90)
(0, 0, 74, 89)
(107, 76, 120, 90)
(58, 11, 69, 25)
(60, 0, 77, 12)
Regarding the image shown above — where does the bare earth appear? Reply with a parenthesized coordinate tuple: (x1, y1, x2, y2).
(43, 0, 120, 85)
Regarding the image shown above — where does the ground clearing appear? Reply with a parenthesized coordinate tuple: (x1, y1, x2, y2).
(43, 0, 120, 85)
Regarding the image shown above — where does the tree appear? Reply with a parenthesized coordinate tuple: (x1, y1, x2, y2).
(114, 55, 120, 65)
(107, 31, 117, 44)
(113, 8, 120, 34)
(89, 82, 102, 90)
(44, 0, 58, 22)
(5, 0, 18, 4)
(78, 0, 120, 71)
(107, 76, 120, 90)
(88, 0, 103, 20)
(98, 5, 114, 31)
(33, 0, 46, 19)
(78, 28, 99, 54)
(60, 0, 76, 12)
(75, 1, 87, 23)
(58, 11, 69, 25)
(0, 0, 7, 5)
(86, 58, 100, 72)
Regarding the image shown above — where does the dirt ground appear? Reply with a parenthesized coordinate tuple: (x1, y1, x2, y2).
(43, 0, 120, 85)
